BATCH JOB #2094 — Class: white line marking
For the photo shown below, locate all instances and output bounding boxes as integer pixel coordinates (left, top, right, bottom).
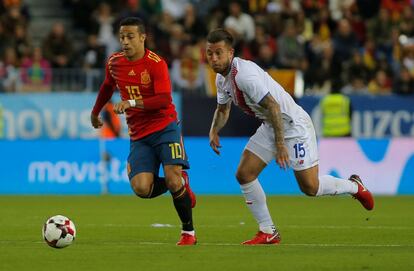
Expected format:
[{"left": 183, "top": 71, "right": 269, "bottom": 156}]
[
  {"left": 2, "top": 241, "right": 413, "bottom": 248},
  {"left": 84, "top": 224, "right": 414, "bottom": 230}
]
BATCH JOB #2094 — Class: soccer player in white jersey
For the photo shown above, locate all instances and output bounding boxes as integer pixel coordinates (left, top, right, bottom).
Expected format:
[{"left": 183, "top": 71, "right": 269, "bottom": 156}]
[{"left": 206, "top": 29, "right": 374, "bottom": 245}]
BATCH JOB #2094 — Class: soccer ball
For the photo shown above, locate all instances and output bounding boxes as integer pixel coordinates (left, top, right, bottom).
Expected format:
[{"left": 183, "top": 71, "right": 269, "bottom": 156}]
[{"left": 42, "top": 215, "right": 76, "bottom": 248}]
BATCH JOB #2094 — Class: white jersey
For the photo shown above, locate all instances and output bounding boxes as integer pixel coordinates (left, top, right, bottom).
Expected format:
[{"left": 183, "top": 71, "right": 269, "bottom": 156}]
[
  {"left": 216, "top": 57, "right": 308, "bottom": 130},
  {"left": 216, "top": 57, "right": 319, "bottom": 170}
]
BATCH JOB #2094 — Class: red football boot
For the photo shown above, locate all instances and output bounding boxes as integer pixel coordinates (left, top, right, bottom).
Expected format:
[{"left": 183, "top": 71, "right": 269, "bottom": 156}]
[
  {"left": 182, "top": 171, "right": 196, "bottom": 208},
  {"left": 349, "top": 174, "right": 374, "bottom": 210},
  {"left": 176, "top": 233, "right": 197, "bottom": 246},
  {"left": 242, "top": 231, "right": 281, "bottom": 245}
]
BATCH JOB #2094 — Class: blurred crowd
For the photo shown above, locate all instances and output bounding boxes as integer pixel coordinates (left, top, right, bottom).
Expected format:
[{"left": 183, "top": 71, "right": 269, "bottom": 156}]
[{"left": 0, "top": 0, "right": 413, "bottom": 96}]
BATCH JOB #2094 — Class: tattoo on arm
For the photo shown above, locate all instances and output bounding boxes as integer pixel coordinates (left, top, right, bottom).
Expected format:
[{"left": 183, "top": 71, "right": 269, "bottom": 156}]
[
  {"left": 210, "top": 102, "right": 231, "bottom": 134},
  {"left": 259, "top": 94, "right": 285, "bottom": 145}
]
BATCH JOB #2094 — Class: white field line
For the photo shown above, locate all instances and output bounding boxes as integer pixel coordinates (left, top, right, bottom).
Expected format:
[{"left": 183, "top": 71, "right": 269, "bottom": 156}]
[
  {"left": 2, "top": 241, "right": 413, "bottom": 248},
  {"left": 85, "top": 224, "right": 414, "bottom": 230}
]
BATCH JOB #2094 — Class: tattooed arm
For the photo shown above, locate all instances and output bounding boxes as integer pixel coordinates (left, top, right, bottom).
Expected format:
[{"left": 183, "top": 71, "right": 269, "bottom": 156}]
[
  {"left": 259, "top": 93, "right": 290, "bottom": 169},
  {"left": 209, "top": 101, "right": 231, "bottom": 155}
]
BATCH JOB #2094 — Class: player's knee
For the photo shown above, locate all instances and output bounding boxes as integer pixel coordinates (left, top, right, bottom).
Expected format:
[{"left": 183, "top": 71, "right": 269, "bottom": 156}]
[
  {"left": 299, "top": 183, "right": 318, "bottom": 197},
  {"left": 235, "top": 170, "right": 256, "bottom": 185},
  {"left": 164, "top": 167, "right": 182, "bottom": 192},
  {"left": 130, "top": 179, "right": 151, "bottom": 198}
]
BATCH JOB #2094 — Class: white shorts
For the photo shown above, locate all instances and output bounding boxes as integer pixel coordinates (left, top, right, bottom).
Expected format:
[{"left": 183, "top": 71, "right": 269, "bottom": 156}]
[{"left": 245, "top": 114, "right": 319, "bottom": 171}]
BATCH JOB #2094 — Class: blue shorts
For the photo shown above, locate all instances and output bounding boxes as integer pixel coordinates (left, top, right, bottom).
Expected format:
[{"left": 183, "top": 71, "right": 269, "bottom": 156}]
[{"left": 127, "top": 121, "right": 190, "bottom": 179}]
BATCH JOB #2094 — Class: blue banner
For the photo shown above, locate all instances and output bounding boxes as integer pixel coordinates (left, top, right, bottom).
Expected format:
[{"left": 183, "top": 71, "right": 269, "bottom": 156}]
[
  {"left": 0, "top": 92, "right": 181, "bottom": 140},
  {"left": 298, "top": 95, "right": 414, "bottom": 137},
  {"left": 1, "top": 138, "right": 413, "bottom": 195}
]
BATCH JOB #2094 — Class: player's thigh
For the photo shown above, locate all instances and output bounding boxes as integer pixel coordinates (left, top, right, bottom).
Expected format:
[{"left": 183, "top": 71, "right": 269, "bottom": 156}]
[
  {"left": 286, "top": 117, "right": 320, "bottom": 195},
  {"left": 156, "top": 122, "right": 190, "bottom": 170},
  {"left": 284, "top": 116, "right": 319, "bottom": 172},
  {"left": 128, "top": 139, "right": 159, "bottom": 192}
]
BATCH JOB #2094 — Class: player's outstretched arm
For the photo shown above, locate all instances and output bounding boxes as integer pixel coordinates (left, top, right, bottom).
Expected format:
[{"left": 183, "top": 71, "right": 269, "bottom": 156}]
[
  {"left": 259, "top": 94, "right": 290, "bottom": 170},
  {"left": 90, "top": 114, "right": 103, "bottom": 129},
  {"left": 209, "top": 102, "right": 231, "bottom": 155},
  {"left": 91, "top": 81, "right": 115, "bottom": 129}
]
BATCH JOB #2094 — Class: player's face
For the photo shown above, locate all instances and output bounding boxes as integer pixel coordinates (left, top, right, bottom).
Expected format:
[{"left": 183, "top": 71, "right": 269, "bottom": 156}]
[
  {"left": 119, "top": 25, "right": 146, "bottom": 60},
  {"left": 206, "top": 41, "right": 234, "bottom": 75}
]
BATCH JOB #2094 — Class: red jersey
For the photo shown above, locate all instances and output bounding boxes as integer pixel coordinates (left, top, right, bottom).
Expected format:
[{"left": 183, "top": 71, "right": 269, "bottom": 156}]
[{"left": 92, "top": 49, "right": 177, "bottom": 140}]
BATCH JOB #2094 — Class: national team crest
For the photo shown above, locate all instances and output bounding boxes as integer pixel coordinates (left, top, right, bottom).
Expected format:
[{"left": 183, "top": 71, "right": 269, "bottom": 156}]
[{"left": 141, "top": 69, "right": 151, "bottom": 86}]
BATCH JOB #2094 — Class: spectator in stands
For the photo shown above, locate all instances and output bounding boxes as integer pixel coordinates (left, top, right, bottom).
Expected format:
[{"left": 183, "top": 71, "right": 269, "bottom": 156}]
[
  {"left": 360, "top": 38, "right": 377, "bottom": 72},
  {"left": 305, "top": 41, "right": 340, "bottom": 95},
  {"left": 178, "top": 3, "right": 207, "bottom": 43},
  {"left": 12, "top": 23, "right": 30, "bottom": 59},
  {"left": 398, "top": 6, "right": 414, "bottom": 37},
  {"left": 255, "top": 44, "right": 278, "bottom": 70},
  {"left": 224, "top": 1, "right": 255, "bottom": 42},
  {"left": 161, "top": 0, "right": 188, "bottom": 20},
  {"left": 341, "top": 50, "right": 370, "bottom": 95},
  {"left": 332, "top": 18, "right": 359, "bottom": 64},
  {"left": 367, "top": 8, "right": 393, "bottom": 54},
  {"left": 312, "top": 7, "right": 335, "bottom": 42},
  {"left": 277, "top": 19, "right": 305, "bottom": 69},
  {"left": 42, "top": 22, "right": 74, "bottom": 68},
  {"left": 0, "top": 2, "right": 27, "bottom": 38},
  {"left": 402, "top": 45, "right": 414, "bottom": 76},
  {"left": 245, "top": 23, "right": 277, "bottom": 61},
  {"left": 368, "top": 69, "right": 392, "bottom": 95},
  {"left": 168, "top": 23, "right": 190, "bottom": 60},
  {"left": 83, "top": 34, "right": 106, "bottom": 69},
  {"left": 170, "top": 44, "right": 205, "bottom": 94},
  {"left": 89, "top": 2, "right": 119, "bottom": 58},
  {"left": 205, "top": 5, "right": 225, "bottom": 33},
  {"left": 393, "top": 66, "right": 414, "bottom": 95},
  {"left": 0, "top": 46, "right": 19, "bottom": 92},
  {"left": 19, "top": 46, "right": 52, "bottom": 92}
]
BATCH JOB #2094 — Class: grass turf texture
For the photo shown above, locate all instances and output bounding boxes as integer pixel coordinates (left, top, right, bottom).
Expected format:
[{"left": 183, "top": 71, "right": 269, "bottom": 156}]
[{"left": 0, "top": 195, "right": 413, "bottom": 271}]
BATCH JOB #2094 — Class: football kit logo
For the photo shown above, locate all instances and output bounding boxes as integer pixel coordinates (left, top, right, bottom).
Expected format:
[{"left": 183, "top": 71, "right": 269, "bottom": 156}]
[{"left": 141, "top": 69, "right": 151, "bottom": 86}]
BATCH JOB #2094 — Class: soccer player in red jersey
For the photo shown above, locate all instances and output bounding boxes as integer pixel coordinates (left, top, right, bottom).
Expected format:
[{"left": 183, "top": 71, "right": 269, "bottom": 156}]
[{"left": 90, "top": 17, "right": 196, "bottom": 245}]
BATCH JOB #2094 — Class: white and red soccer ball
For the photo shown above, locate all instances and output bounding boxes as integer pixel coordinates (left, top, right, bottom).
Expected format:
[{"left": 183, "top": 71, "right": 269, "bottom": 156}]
[{"left": 42, "top": 215, "right": 76, "bottom": 248}]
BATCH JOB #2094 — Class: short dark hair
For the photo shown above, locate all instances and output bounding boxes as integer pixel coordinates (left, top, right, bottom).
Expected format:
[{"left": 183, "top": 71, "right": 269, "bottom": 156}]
[
  {"left": 206, "top": 29, "right": 234, "bottom": 47},
  {"left": 119, "top": 17, "right": 145, "bottom": 33}
]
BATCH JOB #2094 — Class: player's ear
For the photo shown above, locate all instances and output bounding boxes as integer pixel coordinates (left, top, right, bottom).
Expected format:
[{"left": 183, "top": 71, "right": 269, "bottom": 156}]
[
  {"left": 140, "top": 33, "right": 146, "bottom": 42},
  {"left": 229, "top": 47, "right": 234, "bottom": 57}
]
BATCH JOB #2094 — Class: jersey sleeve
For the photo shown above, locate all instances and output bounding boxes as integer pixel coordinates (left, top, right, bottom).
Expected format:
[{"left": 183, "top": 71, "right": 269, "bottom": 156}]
[
  {"left": 91, "top": 63, "right": 116, "bottom": 115},
  {"left": 103, "top": 62, "right": 116, "bottom": 86},
  {"left": 152, "top": 60, "right": 172, "bottom": 94},
  {"left": 236, "top": 69, "right": 269, "bottom": 104},
  {"left": 216, "top": 75, "right": 231, "bottom": 104}
]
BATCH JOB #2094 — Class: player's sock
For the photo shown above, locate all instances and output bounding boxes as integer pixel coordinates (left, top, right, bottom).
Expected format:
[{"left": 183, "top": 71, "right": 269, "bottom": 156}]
[
  {"left": 240, "top": 179, "right": 275, "bottom": 234},
  {"left": 147, "top": 177, "right": 168, "bottom": 198},
  {"left": 316, "top": 175, "right": 358, "bottom": 196},
  {"left": 171, "top": 186, "right": 194, "bottom": 231}
]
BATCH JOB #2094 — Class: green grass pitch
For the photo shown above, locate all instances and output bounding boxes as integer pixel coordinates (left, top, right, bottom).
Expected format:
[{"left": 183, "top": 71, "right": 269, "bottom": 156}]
[{"left": 0, "top": 195, "right": 413, "bottom": 270}]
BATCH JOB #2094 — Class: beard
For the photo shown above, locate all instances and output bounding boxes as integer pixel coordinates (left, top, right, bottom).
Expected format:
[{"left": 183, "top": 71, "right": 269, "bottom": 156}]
[{"left": 211, "top": 60, "right": 230, "bottom": 75}]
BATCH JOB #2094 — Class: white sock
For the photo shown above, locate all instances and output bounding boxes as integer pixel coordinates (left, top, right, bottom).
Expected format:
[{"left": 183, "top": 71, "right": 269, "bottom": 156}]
[
  {"left": 316, "top": 175, "right": 358, "bottom": 196},
  {"left": 181, "top": 230, "right": 195, "bottom": 236},
  {"left": 240, "top": 179, "right": 275, "bottom": 234}
]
